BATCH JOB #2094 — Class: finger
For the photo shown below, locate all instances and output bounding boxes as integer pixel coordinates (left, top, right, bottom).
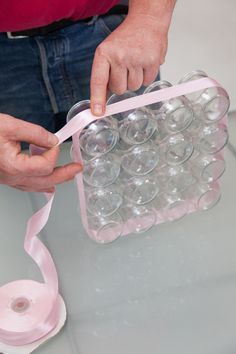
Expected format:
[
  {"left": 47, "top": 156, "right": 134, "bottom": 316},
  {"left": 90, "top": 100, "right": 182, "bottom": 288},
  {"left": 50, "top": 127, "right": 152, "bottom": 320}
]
[
  {"left": 90, "top": 48, "right": 110, "bottom": 116},
  {"left": 160, "top": 42, "right": 168, "bottom": 65},
  {"left": 26, "top": 163, "right": 83, "bottom": 190},
  {"left": 143, "top": 65, "right": 159, "bottom": 87},
  {"left": 127, "top": 66, "right": 143, "bottom": 91},
  {"left": 43, "top": 187, "right": 55, "bottom": 193},
  {"left": 15, "top": 185, "right": 56, "bottom": 193},
  {"left": 109, "top": 64, "right": 128, "bottom": 94},
  {"left": 14, "top": 146, "right": 60, "bottom": 177},
  {"left": 9, "top": 118, "right": 58, "bottom": 147}
]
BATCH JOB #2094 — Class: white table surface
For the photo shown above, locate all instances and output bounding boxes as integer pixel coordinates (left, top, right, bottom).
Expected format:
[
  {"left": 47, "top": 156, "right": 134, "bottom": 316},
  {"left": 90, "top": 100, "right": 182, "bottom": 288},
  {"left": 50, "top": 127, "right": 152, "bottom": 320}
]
[{"left": 1, "top": 115, "right": 236, "bottom": 354}]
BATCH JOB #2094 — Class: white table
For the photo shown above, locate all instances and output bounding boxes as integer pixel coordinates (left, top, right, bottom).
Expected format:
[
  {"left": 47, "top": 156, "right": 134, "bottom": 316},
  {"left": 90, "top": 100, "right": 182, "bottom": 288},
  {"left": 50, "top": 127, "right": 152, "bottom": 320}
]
[{"left": 1, "top": 115, "right": 236, "bottom": 354}]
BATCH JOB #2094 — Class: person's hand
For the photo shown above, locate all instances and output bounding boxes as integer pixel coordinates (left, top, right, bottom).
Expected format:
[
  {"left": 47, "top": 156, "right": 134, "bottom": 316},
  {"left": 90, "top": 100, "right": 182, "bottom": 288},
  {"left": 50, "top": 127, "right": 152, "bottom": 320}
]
[
  {"left": 90, "top": 14, "right": 168, "bottom": 115},
  {"left": 0, "top": 114, "right": 82, "bottom": 192}
]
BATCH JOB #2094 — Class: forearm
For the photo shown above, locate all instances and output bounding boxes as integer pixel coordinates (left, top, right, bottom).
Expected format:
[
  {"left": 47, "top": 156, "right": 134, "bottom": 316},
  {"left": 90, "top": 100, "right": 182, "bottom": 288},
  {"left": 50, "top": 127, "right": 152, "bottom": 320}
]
[{"left": 128, "top": 0, "right": 176, "bottom": 29}]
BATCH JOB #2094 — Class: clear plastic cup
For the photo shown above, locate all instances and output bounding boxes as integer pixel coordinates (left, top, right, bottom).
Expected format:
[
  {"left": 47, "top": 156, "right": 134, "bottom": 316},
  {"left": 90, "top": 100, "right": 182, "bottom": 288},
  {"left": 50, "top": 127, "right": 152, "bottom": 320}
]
[
  {"left": 179, "top": 70, "right": 230, "bottom": 123},
  {"left": 144, "top": 80, "right": 194, "bottom": 133},
  {"left": 186, "top": 104, "right": 205, "bottom": 134},
  {"left": 121, "top": 142, "right": 159, "bottom": 176},
  {"left": 79, "top": 116, "right": 119, "bottom": 157},
  {"left": 119, "top": 108, "right": 157, "bottom": 145},
  {"left": 88, "top": 212, "right": 123, "bottom": 244},
  {"left": 70, "top": 138, "right": 93, "bottom": 163},
  {"left": 86, "top": 187, "right": 123, "bottom": 217},
  {"left": 123, "top": 175, "right": 160, "bottom": 205},
  {"left": 122, "top": 205, "right": 157, "bottom": 234},
  {"left": 184, "top": 182, "right": 221, "bottom": 211},
  {"left": 151, "top": 114, "right": 170, "bottom": 144},
  {"left": 197, "top": 184, "right": 221, "bottom": 210},
  {"left": 107, "top": 91, "right": 136, "bottom": 121},
  {"left": 162, "top": 133, "right": 194, "bottom": 166},
  {"left": 157, "top": 165, "right": 196, "bottom": 194},
  {"left": 196, "top": 123, "right": 229, "bottom": 154},
  {"left": 67, "top": 99, "right": 91, "bottom": 122},
  {"left": 67, "top": 99, "right": 119, "bottom": 157},
  {"left": 190, "top": 154, "right": 225, "bottom": 183},
  {"left": 153, "top": 192, "right": 188, "bottom": 222},
  {"left": 83, "top": 153, "right": 120, "bottom": 187}
]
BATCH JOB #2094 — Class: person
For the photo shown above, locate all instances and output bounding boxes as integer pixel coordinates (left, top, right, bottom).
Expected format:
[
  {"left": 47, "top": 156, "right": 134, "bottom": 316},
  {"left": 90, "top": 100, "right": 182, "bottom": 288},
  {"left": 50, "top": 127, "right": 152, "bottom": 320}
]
[{"left": 0, "top": 0, "right": 176, "bottom": 193}]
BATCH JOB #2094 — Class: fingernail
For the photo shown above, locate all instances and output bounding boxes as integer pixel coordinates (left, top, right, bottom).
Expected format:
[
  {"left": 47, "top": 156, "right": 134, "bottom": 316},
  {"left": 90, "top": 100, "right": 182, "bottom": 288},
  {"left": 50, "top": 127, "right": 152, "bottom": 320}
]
[
  {"left": 48, "top": 134, "right": 59, "bottom": 146},
  {"left": 75, "top": 164, "right": 83, "bottom": 174},
  {"left": 93, "top": 104, "right": 103, "bottom": 116},
  {"left": 77, "top": 164, "right": 83, "bottom": 172},
  {"left": 43, "top": 188, "right": 54, "bottom": 193}
]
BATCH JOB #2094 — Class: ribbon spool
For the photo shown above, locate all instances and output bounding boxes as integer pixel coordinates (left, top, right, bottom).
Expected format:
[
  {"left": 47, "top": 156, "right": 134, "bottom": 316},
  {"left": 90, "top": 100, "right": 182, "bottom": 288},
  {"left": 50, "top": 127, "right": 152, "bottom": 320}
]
[
  {"left": 0, "top": 281, "right": 61, "bottom": 345},
  {"left": 0, "top": 191, "right": 66, "bottom": 348},
  {"left": 0, "top": 76, "right": 228, "bottom": 348}
]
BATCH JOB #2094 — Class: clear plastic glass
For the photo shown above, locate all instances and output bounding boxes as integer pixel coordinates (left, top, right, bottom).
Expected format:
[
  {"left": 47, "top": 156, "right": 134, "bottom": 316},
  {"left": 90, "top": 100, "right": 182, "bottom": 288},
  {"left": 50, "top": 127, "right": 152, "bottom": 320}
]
[
  {"left": 88, "top": 212, "right": 123, "bottom": 244},
  {"left": 67, "top": 99, "right": 91, "bottom": 122},
  {"left": 179, "top": 70, "right": 230, "bottom": 123},
  {"left": 190, "top": 154, "right": 225, "bottom": 183},
  {"left": 107, "top": 91, "right": 136, "bottom": 121},
  {"left": 157, "top": 165, "right": 196, "bottom": 194},
  {"left": 119, "top": 108, "right": 157, "bottom": 145},
  {"left": 152, "top": 114, "right": 170, "bottom": 144},
  {"left": 121, "top": 142, "right": 159, "bottom": 176},
  {"left": 187, "top": 104, "right": 205, "bottom": 133},
  {"left": 83, "top": 153, "right": 120, "bottom": 187},
  {"left": 79, "top": 116, "right": 119, "bottom": 157},
  {"left": 197, "top": 185, "right": 221, "bottom": 210},
  {"left": 153, "top": 192, "right": 188, "bottom": 222},
  {"left": 179, "top": 70, "right": 209, "bottom": 101},
  {"left": 122, "top": 205, "right": 157, "bottom": 234},
  {"left": 123, "top": 175, "right": 160, "bottom": 205},
  {"left": 196, "top": 123, "right": 229, "bottom": 154},
  {"left": 162, "top": 133, "right": 194, "bottom": 166},
  {"left": 67, "top": 99, "right": 119, "bottom": 157},
  {"left": 144, "top": 80, "right": 194, "bottom": 133},
  {"left": 86, "top": 187, "right": 123, "bottom": 217},
  {"left": 184, "top": 182, "right": 221, "bottom": 211}
]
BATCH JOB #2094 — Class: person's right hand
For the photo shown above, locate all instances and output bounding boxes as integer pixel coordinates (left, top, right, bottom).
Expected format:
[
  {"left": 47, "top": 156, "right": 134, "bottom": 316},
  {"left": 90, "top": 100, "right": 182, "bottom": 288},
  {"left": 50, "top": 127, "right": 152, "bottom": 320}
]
[{"left": 0, "top": 114, "right": 82, "bottom": 193}]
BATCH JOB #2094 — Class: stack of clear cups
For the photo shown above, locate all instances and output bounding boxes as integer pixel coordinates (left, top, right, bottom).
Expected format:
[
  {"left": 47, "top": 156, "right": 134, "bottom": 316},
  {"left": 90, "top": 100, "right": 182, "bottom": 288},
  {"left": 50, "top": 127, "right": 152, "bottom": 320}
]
[
  {"left": 66, "top": 99, "right": 123, "bottom": 243},
  {"left": 69, "top": 70, "right": 229, "bottom": 244}
]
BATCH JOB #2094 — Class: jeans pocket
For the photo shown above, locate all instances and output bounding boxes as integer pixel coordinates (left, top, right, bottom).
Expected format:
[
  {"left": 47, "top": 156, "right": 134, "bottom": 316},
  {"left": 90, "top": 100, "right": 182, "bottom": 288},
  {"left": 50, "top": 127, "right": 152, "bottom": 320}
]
[{"left": 98, "top": 14, "right": 126, "bottom": 36}]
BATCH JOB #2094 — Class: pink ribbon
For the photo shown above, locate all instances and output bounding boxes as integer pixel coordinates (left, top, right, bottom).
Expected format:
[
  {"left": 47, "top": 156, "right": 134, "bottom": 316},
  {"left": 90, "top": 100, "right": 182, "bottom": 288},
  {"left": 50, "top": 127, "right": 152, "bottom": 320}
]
[{"left": 0, "top": 77, "right": 227, "bottom": 346}]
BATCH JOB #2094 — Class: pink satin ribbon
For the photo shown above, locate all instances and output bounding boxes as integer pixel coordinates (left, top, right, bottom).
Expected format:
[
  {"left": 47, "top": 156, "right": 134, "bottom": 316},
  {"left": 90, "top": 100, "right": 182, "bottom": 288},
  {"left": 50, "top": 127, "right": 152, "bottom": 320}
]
[{"left": 0, "top": 77, "right": 227, "bottom": 346}]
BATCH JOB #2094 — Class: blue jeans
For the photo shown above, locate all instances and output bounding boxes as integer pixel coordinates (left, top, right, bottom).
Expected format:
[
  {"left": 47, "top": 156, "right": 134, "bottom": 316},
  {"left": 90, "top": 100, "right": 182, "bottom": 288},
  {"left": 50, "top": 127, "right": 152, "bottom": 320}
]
[{"left": 0, "top": 14, "right": 126, "bottom": 136}]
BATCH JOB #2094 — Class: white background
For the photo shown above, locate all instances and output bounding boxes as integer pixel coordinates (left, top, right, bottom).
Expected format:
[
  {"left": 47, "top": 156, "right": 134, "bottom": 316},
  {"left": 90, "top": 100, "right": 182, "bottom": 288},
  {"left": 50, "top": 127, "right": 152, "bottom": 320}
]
[{"left": 162, "top": 0, "right": 236, "bottom": 110}]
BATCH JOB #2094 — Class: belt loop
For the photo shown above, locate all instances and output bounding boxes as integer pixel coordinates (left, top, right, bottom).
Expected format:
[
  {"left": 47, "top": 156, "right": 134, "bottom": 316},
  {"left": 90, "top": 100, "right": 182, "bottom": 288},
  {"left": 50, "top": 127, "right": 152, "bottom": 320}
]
[
  {"left": 7, "top": 32, "right": 28, "bottom": 39},
  {"left": 87, "top": 15, "right": 99, "bottom": 25}
]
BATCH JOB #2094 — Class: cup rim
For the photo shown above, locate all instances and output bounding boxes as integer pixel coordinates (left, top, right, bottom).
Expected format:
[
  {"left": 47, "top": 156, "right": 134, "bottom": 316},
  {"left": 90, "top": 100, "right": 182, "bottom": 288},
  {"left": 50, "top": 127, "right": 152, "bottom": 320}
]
[
  {"left": 178, "top": 70, "right": 207, "bottom": 84},
  {"left": 66, "top": 99, "right": 91, "bottom": 123},
  {"left": 197, "top": 187, "right": 221, "bottom": 210}
]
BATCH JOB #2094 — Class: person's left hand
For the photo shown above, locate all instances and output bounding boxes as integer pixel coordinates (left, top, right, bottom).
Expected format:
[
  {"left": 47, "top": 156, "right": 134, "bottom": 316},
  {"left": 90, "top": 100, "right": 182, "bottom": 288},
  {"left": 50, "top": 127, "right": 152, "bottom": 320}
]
[{"left": 90, "top": 14, "right": 168, "bottom": 115}]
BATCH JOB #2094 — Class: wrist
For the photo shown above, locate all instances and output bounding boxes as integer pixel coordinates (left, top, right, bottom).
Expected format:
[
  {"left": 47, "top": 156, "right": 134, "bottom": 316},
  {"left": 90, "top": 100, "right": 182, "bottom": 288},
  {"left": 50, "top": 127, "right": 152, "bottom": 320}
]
[{"left": 128, "top": 0, "right": 176, "bottom": 30}]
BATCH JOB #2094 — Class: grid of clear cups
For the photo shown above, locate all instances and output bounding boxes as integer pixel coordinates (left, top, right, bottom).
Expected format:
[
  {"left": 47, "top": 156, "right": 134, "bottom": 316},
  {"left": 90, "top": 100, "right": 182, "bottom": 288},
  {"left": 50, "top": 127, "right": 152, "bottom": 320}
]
[{"left": 68, "top": 70, "right": 230, "bottom": 244}]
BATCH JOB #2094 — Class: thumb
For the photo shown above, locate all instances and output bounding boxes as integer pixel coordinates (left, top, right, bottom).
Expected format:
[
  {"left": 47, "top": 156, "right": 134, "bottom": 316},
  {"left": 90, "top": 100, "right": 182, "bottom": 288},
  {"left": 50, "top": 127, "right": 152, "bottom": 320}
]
[{"left": 10, "top": 118, "right": 58, "bottom": 148}]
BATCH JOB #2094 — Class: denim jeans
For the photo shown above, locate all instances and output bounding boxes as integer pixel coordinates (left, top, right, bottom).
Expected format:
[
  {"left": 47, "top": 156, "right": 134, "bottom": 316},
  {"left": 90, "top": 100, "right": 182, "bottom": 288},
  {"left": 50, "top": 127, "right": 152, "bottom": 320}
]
[{"left": 0, "top": 14, "right": 126, "bottom": 135}]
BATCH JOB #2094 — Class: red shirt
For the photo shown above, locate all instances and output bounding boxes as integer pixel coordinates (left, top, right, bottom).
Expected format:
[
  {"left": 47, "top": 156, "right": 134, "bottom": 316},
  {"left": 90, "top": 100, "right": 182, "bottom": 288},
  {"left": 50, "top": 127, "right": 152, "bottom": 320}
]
[{"left": 0, "top": 0, "right": 120, "bottom": 32}]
